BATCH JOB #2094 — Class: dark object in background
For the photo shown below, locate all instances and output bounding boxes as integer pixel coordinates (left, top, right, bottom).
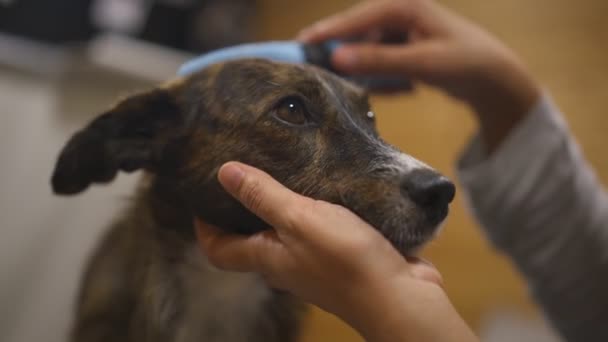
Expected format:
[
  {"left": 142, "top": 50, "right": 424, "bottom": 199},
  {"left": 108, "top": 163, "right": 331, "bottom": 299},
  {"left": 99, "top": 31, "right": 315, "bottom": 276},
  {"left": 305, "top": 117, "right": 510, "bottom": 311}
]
[
  {"left": 143, "top": 0, "right": 257, "bottom": 52},
  {"left": 0, "top": 0, "right": 256, "bottom": 53},
  {"left": 0, "top": 0, "right": 96, "bottom": 44}
]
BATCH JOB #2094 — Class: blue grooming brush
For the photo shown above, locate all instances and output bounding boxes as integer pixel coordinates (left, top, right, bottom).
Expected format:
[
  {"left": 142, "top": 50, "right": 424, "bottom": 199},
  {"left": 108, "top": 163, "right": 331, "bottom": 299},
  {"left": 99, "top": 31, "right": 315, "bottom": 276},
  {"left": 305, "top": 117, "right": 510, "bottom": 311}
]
[{"left": 178, "top": 40, "right": 412, "bottom": 91}]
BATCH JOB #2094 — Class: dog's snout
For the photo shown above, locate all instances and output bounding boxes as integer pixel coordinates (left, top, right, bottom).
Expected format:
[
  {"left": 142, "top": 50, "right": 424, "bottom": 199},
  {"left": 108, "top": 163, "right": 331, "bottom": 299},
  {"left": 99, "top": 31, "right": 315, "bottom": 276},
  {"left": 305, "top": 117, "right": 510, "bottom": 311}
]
[{"left": 402, "top": 170, "right": 456, "bottom": 211}]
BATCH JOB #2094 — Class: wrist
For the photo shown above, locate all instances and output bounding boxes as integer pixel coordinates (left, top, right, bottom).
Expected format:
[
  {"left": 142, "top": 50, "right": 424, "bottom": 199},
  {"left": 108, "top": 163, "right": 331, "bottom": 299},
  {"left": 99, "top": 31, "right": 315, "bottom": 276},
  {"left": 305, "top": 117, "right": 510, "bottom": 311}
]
[
  {"left": 469, "top": 53, "right": 542, "bottom": 153},
  {"left": 338, "top": 272, "right": 477, "bottom": 342}
]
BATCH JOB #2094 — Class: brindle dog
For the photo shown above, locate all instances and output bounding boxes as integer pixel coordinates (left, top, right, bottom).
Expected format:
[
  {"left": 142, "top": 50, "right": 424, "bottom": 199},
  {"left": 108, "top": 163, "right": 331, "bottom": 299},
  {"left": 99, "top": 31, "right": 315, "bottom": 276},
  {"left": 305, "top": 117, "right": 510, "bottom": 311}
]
[{"left": 51, "top": 59, "right": 455, "bottom": 342}]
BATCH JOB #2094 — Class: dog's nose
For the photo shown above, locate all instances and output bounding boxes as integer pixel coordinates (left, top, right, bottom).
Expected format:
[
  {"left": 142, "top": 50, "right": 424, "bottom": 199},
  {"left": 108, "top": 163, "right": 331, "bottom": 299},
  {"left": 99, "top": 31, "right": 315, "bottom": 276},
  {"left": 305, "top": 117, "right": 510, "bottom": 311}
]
[{"left": 401, "top": 170, "right": 456, "bottom": 210}]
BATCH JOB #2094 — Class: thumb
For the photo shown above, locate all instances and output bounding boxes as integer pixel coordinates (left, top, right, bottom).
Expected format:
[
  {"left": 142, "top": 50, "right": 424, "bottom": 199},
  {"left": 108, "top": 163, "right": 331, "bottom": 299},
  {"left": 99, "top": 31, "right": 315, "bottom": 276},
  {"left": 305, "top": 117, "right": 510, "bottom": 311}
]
[
  {"left": 332, "top": 42, "right": 441, "bottom": 79},
  {"left": 217, "top": 161, "right": 308, "bottom": 233}
]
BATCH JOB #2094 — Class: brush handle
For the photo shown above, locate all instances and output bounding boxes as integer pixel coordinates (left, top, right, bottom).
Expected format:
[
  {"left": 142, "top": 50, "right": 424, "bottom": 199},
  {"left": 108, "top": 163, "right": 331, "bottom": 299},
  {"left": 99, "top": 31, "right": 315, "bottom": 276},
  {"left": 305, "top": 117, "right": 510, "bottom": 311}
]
[{"left": 304, "top": 40, "right": 413, "bottom": 91}]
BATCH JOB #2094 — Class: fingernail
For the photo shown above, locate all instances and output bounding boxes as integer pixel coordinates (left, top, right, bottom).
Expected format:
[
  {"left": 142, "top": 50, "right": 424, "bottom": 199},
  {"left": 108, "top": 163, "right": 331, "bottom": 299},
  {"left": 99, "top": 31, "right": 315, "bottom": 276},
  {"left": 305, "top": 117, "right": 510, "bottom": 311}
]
[{"left": 218, "top": 162, "right": 245, "bottom": 193}]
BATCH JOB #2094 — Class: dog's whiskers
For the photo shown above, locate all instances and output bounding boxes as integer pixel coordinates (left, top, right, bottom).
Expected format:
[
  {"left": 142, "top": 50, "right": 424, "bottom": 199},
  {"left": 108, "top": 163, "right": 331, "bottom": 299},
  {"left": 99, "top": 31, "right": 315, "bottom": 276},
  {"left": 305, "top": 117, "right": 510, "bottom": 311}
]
[{"left": 264, "top": 80, "right": 282, "bottom": 87}]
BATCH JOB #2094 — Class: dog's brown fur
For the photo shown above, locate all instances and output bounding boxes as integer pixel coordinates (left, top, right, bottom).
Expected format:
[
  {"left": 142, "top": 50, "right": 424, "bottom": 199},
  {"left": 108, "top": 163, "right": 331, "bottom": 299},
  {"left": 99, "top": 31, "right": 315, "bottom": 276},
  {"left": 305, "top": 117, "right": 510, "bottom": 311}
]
[{"left": 52, "top": 59, "right": 454, "bottom": 342}]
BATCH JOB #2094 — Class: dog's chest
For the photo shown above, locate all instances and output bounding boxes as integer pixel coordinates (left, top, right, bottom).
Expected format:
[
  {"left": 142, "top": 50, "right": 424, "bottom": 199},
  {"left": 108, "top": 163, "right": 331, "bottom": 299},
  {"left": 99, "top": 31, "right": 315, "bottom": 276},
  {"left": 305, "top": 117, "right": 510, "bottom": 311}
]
[{"left": 171, "top": 245, "right": 273, "bottom": 342}]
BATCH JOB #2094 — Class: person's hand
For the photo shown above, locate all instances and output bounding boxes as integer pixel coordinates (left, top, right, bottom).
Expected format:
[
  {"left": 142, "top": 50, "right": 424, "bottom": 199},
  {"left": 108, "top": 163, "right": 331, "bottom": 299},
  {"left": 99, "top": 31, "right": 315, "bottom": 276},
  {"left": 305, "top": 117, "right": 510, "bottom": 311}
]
[
  {"left": 195, "top": 161, "right": 478, "bottom": 342},
  {"left": 298, "top": 0, "right": 542, "bottom": 152}
]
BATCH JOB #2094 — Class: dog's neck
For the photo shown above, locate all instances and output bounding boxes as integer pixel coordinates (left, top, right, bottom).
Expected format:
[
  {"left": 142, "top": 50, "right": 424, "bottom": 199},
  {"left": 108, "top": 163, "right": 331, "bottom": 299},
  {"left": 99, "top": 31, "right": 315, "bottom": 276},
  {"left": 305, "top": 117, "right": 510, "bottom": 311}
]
[
  {"left": 140, "top": 175, "right": 197, "bottom": 240},
  {"left": 128, "top": 175, "right": 303, "bottom": 342}
]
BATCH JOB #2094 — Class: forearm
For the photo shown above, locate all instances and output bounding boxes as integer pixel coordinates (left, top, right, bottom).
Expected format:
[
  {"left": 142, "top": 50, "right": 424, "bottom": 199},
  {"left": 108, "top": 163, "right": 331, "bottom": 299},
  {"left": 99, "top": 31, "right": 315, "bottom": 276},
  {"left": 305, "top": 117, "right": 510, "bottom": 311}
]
[
  {"left": 458, "top": 94, "right": 608, "bottom": 341},
  {"left": 342, "top": 276, "right": 478, "bottom": 342}
]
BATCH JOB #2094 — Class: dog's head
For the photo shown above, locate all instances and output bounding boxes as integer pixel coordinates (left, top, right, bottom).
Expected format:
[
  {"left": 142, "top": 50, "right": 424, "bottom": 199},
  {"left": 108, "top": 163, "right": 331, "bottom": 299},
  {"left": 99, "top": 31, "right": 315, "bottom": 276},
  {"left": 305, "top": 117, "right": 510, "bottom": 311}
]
[{"left": 52, "top": 59, "right": 454, "bottom": 254}]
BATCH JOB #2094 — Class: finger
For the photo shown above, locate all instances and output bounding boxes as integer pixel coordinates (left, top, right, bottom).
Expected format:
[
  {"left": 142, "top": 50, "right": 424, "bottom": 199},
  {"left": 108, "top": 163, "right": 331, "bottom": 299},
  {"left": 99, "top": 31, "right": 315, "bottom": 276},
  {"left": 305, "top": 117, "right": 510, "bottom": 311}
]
[
  {"left": 332, "top": 41, "right": 441, "bottom": 79},
  {"left": 195, "top": 219, "right": 284, "bottom": 273},
  {"left": 297, "top": 0, "right": 415, "bottom": 43},
  {"left": 217, "top": 162, "right": 309, "bottom": 232}
]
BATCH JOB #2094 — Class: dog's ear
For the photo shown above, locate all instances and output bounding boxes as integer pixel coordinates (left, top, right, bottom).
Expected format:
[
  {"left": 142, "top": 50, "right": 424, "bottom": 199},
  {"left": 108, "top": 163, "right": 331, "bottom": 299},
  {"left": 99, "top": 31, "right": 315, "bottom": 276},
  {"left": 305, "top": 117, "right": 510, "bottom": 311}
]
[{"left": 51, "top": 88, "right": 184, "bottom": 195}]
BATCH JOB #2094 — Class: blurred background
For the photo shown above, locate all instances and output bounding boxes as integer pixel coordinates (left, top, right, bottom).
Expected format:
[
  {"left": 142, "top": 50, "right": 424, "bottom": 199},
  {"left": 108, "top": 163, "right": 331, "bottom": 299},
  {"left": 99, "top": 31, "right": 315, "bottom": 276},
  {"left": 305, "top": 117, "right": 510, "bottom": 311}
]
[{"left": 0, "top": 0, "right": 606, "bottom": 341}]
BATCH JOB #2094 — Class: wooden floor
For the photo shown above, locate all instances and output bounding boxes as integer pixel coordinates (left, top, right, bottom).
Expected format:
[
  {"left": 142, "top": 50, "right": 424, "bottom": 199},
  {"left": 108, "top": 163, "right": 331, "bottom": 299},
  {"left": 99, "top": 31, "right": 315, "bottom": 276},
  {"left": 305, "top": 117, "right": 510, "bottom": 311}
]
[{"left": 255, "top": 0, "right": 608, "bottom": 340}]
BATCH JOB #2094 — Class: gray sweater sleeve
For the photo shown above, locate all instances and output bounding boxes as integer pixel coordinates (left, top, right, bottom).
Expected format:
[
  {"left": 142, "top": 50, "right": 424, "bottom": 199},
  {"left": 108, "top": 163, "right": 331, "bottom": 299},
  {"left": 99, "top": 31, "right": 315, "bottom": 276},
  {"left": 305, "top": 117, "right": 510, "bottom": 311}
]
[{"left": 456, "top": 94, "right": 608, "bottom": 342}]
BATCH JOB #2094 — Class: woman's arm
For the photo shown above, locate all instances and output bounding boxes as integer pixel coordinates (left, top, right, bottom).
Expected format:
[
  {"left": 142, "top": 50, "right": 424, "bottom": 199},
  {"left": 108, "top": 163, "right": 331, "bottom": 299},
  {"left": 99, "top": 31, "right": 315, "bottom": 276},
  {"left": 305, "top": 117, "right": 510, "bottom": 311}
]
[{"left": 458, "top": 95, "right": 608, "bottom": 341}]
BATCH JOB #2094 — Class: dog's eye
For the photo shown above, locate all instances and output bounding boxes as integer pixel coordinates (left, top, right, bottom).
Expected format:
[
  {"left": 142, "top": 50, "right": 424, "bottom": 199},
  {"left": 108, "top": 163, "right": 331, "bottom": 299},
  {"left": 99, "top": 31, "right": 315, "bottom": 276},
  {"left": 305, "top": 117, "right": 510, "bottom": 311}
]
[{"left": 272, "top": 96, "right": 310, "bottom": 126}]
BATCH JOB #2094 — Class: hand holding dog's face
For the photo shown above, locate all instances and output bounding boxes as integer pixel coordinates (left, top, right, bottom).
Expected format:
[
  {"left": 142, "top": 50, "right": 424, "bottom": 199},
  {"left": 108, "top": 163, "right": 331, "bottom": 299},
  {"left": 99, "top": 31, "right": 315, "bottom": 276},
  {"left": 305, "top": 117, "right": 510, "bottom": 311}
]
[
  {"left": 52, "top": 59, "right": 454, "bottom": 254},
  {"left": 194, "top": 162, "right": 443, "bottom": 324}
]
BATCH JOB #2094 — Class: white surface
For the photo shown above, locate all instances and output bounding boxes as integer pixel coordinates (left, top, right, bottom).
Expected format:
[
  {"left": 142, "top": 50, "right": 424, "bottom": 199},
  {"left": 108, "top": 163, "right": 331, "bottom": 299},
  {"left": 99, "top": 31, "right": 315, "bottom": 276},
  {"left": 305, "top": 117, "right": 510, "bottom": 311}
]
[
  {"left": 0, "top": 32, "right": 187, "bottom": 342},
  {"left": 0, "top": 32, "right": 76, "bottom": 77},
  {"left": 0, "top": 67, "right": 142, "bottom": 342},
  {"left": 87, "top": 33, "right": 192, "bottom": 82},
  {"left": 0, "top": 32, "right": 192, "bottom": 82}
]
